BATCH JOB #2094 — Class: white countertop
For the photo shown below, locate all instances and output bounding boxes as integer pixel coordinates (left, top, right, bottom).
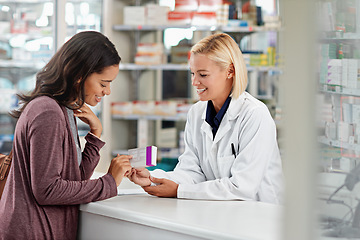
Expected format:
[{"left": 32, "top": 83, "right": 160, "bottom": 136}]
[{"left": 80, "top": 193, "right": 283, "bottom": 240}]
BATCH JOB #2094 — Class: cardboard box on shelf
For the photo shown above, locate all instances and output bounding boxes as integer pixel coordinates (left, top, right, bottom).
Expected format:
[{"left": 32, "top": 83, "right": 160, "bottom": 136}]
[
  {"left": 111, "top": 102, "right": 133, "bottom": 115},
  {"left": 123, "top": 6, "right": 146, "bottom": 25},
  {"left": 191, "top": 12, "right": 217, "bottom": 26},
  {"left": 170, "top": 45, "right": 191, "bottom": 63},
  {"left": 132, "top": 101, "right": 155, "bottom": 115},
  {"left": 174, "top": 0, "right": 198, "bottom": 11},
  {"left": 198, "top": 0, "right": 222, "bottom": 12},
  {"left": 146, "top": 4, "right": 169, "bottom": 25},
  {"left": 168, "top": 11, "right": 193, "bottom": 25},
  {"left": 135, "top": 43, "right": 165, "bottom": 65},
  {"left": 154, "top": 101, "right": 177, "bottom": 116}
]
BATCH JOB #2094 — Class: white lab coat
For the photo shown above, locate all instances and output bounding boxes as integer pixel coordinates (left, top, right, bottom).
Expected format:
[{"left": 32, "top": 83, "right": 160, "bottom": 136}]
[{"left": 151, "top": 92, "right": 284, "bottom": 204}]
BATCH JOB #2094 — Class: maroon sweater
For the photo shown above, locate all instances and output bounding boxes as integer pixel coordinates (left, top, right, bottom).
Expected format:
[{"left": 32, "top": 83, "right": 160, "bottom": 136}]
[{"left": 0, "top": 96, "right": 117, "bottom": 240}]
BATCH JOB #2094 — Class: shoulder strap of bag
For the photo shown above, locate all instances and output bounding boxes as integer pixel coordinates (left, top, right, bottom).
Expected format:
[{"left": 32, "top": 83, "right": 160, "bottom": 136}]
[{"left": 0, "top": 149, "right": 13, "bottom": 181}]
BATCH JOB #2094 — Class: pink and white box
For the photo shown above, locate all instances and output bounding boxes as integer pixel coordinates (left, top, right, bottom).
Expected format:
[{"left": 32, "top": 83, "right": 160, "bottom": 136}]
[{"left": 128, "top": 146, "right": 157, "bottom": 168}]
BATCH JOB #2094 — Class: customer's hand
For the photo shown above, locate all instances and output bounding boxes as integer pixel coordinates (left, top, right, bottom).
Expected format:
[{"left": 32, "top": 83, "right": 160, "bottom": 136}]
[
  {"left": 108, "top": 154, "right": 132, "bottom": 186},
  {"left": 73, "top": 104, "right": 102, "bottom": 138},
  {"left": 143, "top": 177, "right": 178, "bottom": 198},
  {"left": 128, "top": 168, "right": 151, "bottom": 187}
]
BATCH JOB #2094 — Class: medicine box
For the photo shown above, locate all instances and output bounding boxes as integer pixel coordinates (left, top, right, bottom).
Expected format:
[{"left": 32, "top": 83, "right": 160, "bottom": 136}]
[
  {"left": 123, "top": 6, "right": 146, "bottom": 25},
  {"left": 168, "top": 11, "right": 193, "bottom": 25},
  {"left": 132, "top": 101, "right": 155, "bottom": 115},
  {"left": 154, "top": 101, "right": 177, "bottom": 116},
  {"left": 175, "top": 0, "right": 198, "bottom": 11},
  {"left": 146, "top": 4, "right": 169, "bottom": 25},
  {"left": 128, "top": 146, "right": 157, "bottom": 168},
  {"left": 111, "top": 102, "right": 133, "bottom": 115}
]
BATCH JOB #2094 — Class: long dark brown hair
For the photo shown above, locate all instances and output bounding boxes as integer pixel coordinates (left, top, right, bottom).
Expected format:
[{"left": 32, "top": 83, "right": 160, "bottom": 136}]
[{"left": 11, "top": 31, "right": 121, "bottom": 118}]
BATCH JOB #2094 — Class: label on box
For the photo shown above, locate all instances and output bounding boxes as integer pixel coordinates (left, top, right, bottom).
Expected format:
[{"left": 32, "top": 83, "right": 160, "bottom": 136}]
[{"left": 128, "top": 146, "right": 157, "bottom": 168}]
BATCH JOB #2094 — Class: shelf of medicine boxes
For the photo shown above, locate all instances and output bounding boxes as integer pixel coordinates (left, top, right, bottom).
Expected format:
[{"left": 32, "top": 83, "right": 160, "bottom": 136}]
[
  {"left": 113, "top": 24, "right": 281, "bottom": 33},
  {"left": 0, "top": 59, "right": 45, "bottom": 70},
  {"left": 317, "top": 87, "right": 360, "bottom": 152},
  {"left": 318, "top": 135, "right": 360, "bottom": 152},
  {"left": 118, "top": 62, "right": 281, "bottom": 101},
  {"left": 114, "top": 24, "right": 282, "bottom": 72},
  {"left": 319, "top": 84, "right": 360, "bottom": 97},
  {"left": 112, "top": 114, "right": 186, "bottom": 122},
  {"left": 119, "top": 62, "right": 281, "bottom": 73},
  {"left": 317, "top": 32, "right": 360, "bottom": 148}
]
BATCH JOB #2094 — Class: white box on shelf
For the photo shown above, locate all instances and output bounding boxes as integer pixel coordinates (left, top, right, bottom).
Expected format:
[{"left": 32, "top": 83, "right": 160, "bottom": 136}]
[
  {"left": 338, "top": 121, "right": 353, "bottom": 142},
  {"left": 111, "top": 102, "right": 133, "bottom": 115},
  {"left": 167, "top": 11, "right": 193, "bottom": 25},
  {"left": 327, "top": 59, "right": 342, "bottom": 85},
  {"left": 342, "top": 103, "right": 352, "bottom": 123},
  {"left": 174, "top": 0, "right": 198, "bottom": 11},
  {"left": 341, "top": 59, "right": 348, "bottom": 87},
  {"left": 146, "top": 4, "right": 169, "bottom": 25},
  {"left": 156, "top": 127, "right": 177, "bottom": 148},
  {"left": 352, "top": 104, "right": 360, "bottom": 135},
  {"left": 192, "top": 12, "right": 217, "bottom": 26},
  {"left": 154, "top": 101, "right": 177, "bottom": 116},
  {"left": 132, "top": 101, "right": 154, "bottom": 115},
  {"left": 325, "top": 121, "right": 337, "bottom": 140},
  {"left": 327, "top": 73, "right": 341, "bottom": 85},
  {"left": 128, "top": 146, "right": 157, "bottom": 168},
  {"left": 124, "top": 6, "right": 146, "bottom": 25},
  {"left": 348, "top": 59, "right": 358, "bottom": 88}
]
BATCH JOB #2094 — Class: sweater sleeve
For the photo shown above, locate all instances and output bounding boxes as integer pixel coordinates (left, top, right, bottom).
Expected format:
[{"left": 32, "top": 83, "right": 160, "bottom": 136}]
[
  {"left": 29, "top": 109, "right": 117, "bottom": 205},
  {"left": 79, "top": 133, "right": 105, "bottom": 180}
]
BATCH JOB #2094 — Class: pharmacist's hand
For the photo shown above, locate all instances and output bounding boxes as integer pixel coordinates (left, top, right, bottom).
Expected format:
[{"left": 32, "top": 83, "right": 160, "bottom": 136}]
[
  {"left": 73, "top": 104, "right": 102, "bottom": 138},
  {"left": 108, "top": 154, "right": 132, "bottom": 186},
  {"left": 143, "top": 177, "right": 178, "bottom": 198},
  {"left": 128, "top": 168, "right": 151, "bottom": 187}
]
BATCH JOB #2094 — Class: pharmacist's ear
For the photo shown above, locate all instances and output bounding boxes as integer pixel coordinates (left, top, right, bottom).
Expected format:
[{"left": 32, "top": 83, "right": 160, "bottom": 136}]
[{"left": 227, "top": 64, "right": 235, "bottom": 79}]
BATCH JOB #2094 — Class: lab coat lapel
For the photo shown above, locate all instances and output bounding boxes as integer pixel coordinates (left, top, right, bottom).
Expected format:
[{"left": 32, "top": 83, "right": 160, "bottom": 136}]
[
  {"left": 214, "top": 94, "right": 247, "bottom": 145},
  {"left": 200, "top": 109, "right": 221, "bottom": 178},
  {"left": 201, "top": 108, "right": 213, "bottom": 140},
  {"left": 213, "top": 114, "right": 231, "bottom": 144}
]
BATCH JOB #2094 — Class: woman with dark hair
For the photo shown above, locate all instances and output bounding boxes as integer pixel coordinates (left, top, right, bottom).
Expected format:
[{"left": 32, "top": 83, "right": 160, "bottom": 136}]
[{"left": 0, "top": 31, "right": 132, "bottom": 239}]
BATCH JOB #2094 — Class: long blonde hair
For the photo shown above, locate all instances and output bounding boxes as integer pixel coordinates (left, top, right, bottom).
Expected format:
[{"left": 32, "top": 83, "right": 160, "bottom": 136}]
[{"left": 190, "top": 33, "right": 247, "bottom": 98}]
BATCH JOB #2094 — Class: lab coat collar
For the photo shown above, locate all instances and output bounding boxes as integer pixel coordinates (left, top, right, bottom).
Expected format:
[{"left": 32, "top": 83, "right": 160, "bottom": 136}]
[
  {"left": 201, "top": 91, "right": 247, "bottom": 121},
  {"left": 201, "top": 92, "right": 248, "bottom": 143},
  {"left": 226, "top": 92, "right": 248, "bottom": 120}
]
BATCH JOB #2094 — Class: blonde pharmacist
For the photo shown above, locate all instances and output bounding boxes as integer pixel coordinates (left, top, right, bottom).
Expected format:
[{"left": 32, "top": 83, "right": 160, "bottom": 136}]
[{"left": 129, "top": 33, "right": 284, "bottom": 204}]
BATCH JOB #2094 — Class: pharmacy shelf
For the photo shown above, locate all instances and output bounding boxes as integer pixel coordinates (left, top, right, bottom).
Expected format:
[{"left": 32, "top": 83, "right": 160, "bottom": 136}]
[
  {"left": 320, "top": 85, "right": 360, "bottom": 97},
  {"left": 0, "top": 0, "right": 50, "bottom": 3},
  {"left": 119, "top": 63, "right": 282, "bottom": 73},
  {"left": 0, "top": 59, "right": 45, "bottom": 69},
  {"left": 112, "top": 114, "right": 187, "bottom": 122},
  {"left": 319, "top": 32, "right": 360, "bottom": 41},
  {"left": 318, "top": 136, "right": 360, "bottom": 152},
  {"left": 0, "top": 32, "right": 52, "bottom": 42},
  {"left": 113, "top": 24, "right": 280, "bottom": 33},
  {"left": 119, "top": 63, "right": 189, "bottom": 71}
]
